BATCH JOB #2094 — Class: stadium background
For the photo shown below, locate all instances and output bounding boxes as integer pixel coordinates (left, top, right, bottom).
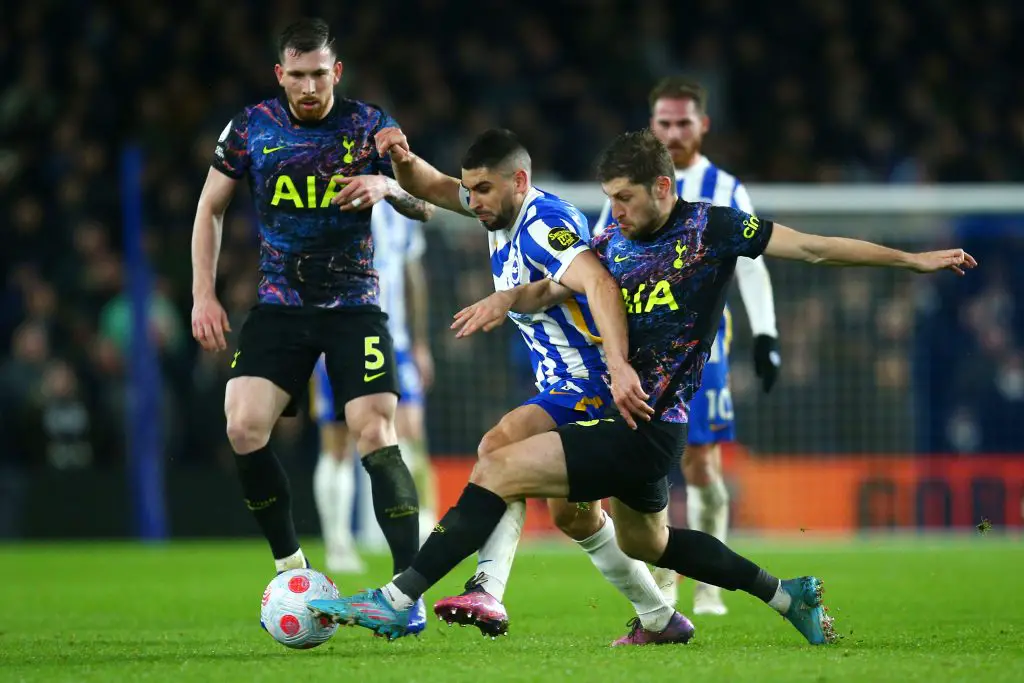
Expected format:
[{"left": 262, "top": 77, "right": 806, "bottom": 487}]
[{"left": 2, "top": 0, "right": 1023, "bottom": 541}]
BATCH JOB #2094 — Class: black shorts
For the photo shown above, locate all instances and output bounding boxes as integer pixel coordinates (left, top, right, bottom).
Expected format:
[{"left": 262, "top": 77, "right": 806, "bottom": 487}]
[
  {"left": 559, "top": 416, "right": 686, "bottom": 513},
  {"left": 229, "top": 304, "right": 398, "bottom": 417}
]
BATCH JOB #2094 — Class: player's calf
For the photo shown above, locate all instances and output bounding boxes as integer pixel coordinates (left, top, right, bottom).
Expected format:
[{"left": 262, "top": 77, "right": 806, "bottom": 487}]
[{"left": 224, "top": 378, "right": 302, "bottom": 571}]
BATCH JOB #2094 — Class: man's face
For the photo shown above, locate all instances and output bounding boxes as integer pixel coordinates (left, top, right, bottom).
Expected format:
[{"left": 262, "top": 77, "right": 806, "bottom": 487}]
[
  {"left": 274, "top": 48, "right": 341, "bottom": 121},
  {"left": 650, "top": 97, "right": 708, "bottom": 168},
  {"left": 460, "top": 167, "right": 525, "bottom": 231},
  {"left": 602, "top": 176, "right": 674, "bottom": 240}
]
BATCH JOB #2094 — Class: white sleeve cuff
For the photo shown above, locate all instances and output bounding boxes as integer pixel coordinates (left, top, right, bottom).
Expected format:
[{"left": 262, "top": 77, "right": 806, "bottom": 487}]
[{"left": 734, "top": 255, "right": 778, "bottom": 337}]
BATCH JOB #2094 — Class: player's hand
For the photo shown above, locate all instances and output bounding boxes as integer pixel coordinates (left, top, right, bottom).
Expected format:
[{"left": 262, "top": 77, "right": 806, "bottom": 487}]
[
  {"left": 413, "top": 341, "right": 435, "bottom": 390},
  {"left": 191, "top": 295, "right": 231, "bottom": 352},
  {"left": 908, "top": 249, "right": 978, "bottom": 275},
  {"left": 374, "top": 127, "right": 413, "bottom": 164},
  {"left": 330, "top": 174, "right": 390, "bottom": 211},
  {"left": 607, "top": 360, "right": 653, "bottom": 430},
  {"left": 451, "top": 291, "right": 515, "bottom": 338},
  {"left": 753, "top": 334, "right": 781, "bottom": 393}
]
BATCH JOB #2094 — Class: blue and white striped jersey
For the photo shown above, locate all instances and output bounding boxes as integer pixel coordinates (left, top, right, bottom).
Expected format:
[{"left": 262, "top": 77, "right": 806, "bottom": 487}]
[
  {"left": 371, "top": 201, "right": 425, "bottom": 353},
  {"left": 471, "top": 186, "right": 607, "bottom": 390}
]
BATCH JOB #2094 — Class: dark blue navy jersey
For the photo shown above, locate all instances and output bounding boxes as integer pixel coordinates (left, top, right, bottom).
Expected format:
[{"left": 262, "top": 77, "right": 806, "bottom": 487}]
[
  {"left": 212, "top": 96, "right": 397, "bottom": 308},
  {"left": 592, "top": 200, "right": 774, "bottom": 423}
]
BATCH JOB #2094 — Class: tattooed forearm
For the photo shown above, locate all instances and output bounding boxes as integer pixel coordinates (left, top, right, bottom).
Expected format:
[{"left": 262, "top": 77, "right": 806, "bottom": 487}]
[{"left": 385, "top": 179, "right": 435, "bottom": 221}]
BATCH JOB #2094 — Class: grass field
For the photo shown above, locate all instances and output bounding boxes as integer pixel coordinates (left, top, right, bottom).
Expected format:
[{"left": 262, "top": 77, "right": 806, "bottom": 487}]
[{"left": 1, "top": 536, "right": 1022, "bottom": 683}]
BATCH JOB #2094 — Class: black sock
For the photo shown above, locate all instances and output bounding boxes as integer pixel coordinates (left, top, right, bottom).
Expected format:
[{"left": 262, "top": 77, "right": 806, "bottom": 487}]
[
  {"left": 393, "top": 483, "right": 507, "bottom": 600},
  {"left": 658, "top": 527, "right": 780, "bottom": 602},
  {"left": 235, "top": 446, "right": 299, "bottom": 559},
  {"left": 361, "top": 445, "right": 420, "bottom": 574}
]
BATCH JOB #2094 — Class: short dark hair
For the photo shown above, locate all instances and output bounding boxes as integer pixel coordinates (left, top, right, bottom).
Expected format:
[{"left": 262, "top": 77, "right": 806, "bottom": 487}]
[
  {"left": 595, "top": 129, "right": 675, "bottom": 188},
  {"left": 277, "top": 18, "right": 336, "bottom": 61},
  {"left": 648, "top": 76, "right": 707, "bottom": 112},
  {"left": 461, "top": 129, "right": 531, "bottom": 172}
]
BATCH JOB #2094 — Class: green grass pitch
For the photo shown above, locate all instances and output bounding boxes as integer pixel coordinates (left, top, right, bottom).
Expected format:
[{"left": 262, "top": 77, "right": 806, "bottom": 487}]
[{"left": 1, "top": 536, "right": 1022, "bottom": 682}]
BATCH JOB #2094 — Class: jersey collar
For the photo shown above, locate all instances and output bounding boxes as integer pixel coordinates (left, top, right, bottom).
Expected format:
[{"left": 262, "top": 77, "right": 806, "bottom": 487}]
[{"left": 510, "top": 186, "right": 543, "bottom": 236}]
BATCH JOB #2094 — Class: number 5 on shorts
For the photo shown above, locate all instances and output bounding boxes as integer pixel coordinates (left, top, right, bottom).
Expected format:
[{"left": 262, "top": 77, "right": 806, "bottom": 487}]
[{"left": 363, "top": 336, "right": 386, "bottom": 382}]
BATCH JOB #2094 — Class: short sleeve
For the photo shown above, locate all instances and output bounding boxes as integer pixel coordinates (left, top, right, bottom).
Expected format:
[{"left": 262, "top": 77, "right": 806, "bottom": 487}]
[
  {"left": 703, "top": 206, "right": 774, "bottom": 260},
  {"left": 212, "top": 111, "right": 250, "bottom": 179},
  {"left": 370, "top": 108, "right": 400, "bottom": 178},
  {"left": 519, "top": 217, "right": 590, "bottom": 283}
]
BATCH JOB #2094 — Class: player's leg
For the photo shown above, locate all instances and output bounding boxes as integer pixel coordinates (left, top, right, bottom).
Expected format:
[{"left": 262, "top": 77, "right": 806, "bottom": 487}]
[
  {"left": 429, "top": 404, "right": 554, "bottom": 633},
  {"left": 310, "top": 356, "right": 364, "bottom": 573},
  {"left": 684, "top": 442, "right": 730, "bottom": 614},
  {"left": 608, "top": 484, "right": 836, "bottom": 644},
  {"left": 547, "top": 496, "right": 676, "bottom": 640},
  {"left": 225, "top": 307, "right": 319, "bottom": 573},
  {"left": 309, "top": 428, "right": 571, "bottom": 639},
  {"left": 680, "top": 328, "right": 736, "bottom": 613},
  {"left": 470, "top": 404, "right": 557, "bottom": 595}
]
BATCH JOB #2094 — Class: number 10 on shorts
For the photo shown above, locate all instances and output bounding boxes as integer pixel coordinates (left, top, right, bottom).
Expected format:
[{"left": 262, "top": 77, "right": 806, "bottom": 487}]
[{"left": 363, "top": 336, "right": 386, "bottom": 382}]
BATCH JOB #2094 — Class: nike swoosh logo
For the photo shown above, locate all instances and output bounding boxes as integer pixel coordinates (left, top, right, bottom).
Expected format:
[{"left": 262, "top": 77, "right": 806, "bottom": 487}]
[
  {"left": 614, "top": 255, "right": 629, "bottom": 262},
  {"left": 263, "top": 145, "right": 286, "bottom": 154},
  {"left": 364, "top": 371, "right": 387, "bottom": 383},
  {"left": 549, "top": 390, "right": 576, "bottom": 395}
]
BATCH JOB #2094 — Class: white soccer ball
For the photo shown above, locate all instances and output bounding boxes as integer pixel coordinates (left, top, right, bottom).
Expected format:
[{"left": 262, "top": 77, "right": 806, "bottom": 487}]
[{"left": 260, "top": 568, "right": 340, "bottom": 649}]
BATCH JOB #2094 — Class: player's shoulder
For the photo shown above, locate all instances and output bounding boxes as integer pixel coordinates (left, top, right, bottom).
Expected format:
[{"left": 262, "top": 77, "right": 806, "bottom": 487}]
[
  {"left": 524, "top": 189, "right": 588, "bottom": 234},
  {"left": 336, "top": 97, "right": 394, "bottom": 127},
  {"left": 590, "top": 223, "right": 617, "bottom": 254},
  {"left": 241, "top": 97, "right": 288, "bottom": 124}
]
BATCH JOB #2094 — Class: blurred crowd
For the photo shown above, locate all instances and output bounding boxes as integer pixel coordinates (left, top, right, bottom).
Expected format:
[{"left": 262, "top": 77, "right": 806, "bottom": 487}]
[{"left": 2, "top": 0, "right": 1022, "bottom": 474}]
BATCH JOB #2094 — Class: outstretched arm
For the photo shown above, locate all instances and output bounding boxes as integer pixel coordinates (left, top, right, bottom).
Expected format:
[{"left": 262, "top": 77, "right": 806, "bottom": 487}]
[
  {"left": 374, "top": 127, "right": 473, "bottom": 217},
  {"left": 450, "top": 279, "right": 571, "bottom": 339},
  {"left": 765, "top": 224, "right": 977, "bottom": 274},
  {"left": 385, "top": 179, "right": 435, "bottom": 221}
]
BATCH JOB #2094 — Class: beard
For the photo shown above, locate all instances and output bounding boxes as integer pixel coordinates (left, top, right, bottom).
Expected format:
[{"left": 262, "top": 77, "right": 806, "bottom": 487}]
[
  {"left": 477, "top": 198, "right": 516, "bottom": 231},
  {"left": 290, "top": 95, "right": 328, "bottom": 121},
  {"left": 621, "top": 198, "right": 663, "bottom": 240}
]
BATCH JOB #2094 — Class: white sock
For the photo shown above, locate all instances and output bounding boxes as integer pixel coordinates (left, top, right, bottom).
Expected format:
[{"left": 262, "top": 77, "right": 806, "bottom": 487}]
[
  {"left": 767, "top": 580, "right": 791, "bottom": 613},
  {"left": 475, "top": 499, "right": 526, "bottom": 601},
  {"left": 578, "top": 512, "right": 674, "bottom": 632},
  {"left": 700, "top": 476, "right": 730, "bottom": 543},
  {"left": 687, "top": 479, "right": 729, "bottom": 591},
  {"left": 686, "top": 484, "right": 706, "bottom": 533},
  {"left": 381, "top": 581, "right": 416, "bottom": 610},
  {"left": 313, "top": 455, "right": 339, "bottom": 552},
  {"left": 274, "top": 548, "right": 307, "bottom": 573},
  {"left": 333, "top": 455, "right": 356, "bottom": 551}
]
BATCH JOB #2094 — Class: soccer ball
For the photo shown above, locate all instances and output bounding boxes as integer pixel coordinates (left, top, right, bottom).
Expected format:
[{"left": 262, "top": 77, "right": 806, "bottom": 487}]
[{"left": 260, "top": 568, "right": 340, "bottom": 649}]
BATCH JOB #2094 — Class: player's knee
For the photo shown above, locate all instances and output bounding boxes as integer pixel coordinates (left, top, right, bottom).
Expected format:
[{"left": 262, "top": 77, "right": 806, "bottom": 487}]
[
  {"left": 477, "top": 427, "right": 510, "bottom": 460},
  {"left": 551, "top": 503, "right": 602, "bottom": 540},
  {"left": 354, "top": 418, "right": 393, "bottom": 454},
  {"left": 683, "top": 444, "right": 716, "bottom": 486},
  {"left": 225, "top": 412, "right": 273, "bottom": 454},
  {"left": 470, "top": 447, "right": 515, "bottom": 498}
]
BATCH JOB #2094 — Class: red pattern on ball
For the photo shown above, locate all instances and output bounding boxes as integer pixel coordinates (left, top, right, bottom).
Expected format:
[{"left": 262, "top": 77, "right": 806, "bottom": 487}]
[
  {"left": 279, "top": 614, "right": 301, "bottom": 636},
  {"left": 288, "top": 575, "right": 310, "bottom": 593}
]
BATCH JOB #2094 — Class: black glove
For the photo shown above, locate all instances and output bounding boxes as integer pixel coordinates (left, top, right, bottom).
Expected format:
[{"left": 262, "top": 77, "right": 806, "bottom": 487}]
[{"left": 753, "top": 334, "right": 781, "bottom": 393}]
